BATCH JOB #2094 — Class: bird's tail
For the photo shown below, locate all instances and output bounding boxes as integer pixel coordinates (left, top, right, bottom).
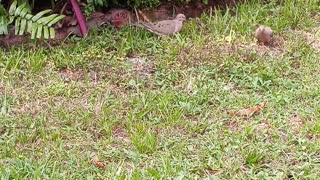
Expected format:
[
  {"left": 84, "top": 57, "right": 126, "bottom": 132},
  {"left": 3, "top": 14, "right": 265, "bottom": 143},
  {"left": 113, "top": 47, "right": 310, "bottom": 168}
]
[
  {"left": 130, "top": 23, "right": 163, "bottom": 36},
  {"left": 130, "top": 23, "right": 145, "bottom": 28}
]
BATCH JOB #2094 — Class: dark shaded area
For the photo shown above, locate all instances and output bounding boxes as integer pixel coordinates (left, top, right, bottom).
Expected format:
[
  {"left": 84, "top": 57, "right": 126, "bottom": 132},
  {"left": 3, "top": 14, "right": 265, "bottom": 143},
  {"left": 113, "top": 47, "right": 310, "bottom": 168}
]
[
  {"left": 1, "top": 0, "right": 240, "bottom": 17},
  {"left": 0, "top": 0, "right": 242, "bottom": 48}
]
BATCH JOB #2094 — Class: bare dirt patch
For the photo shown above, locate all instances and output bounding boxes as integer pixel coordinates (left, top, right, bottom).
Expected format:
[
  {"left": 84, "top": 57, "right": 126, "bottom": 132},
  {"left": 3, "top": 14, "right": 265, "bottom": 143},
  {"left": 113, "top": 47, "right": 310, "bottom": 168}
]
[
  {"left": 177, "top": 35, "right": 287, "bottom": 69},
  {"left": 126, "top": 56, "right": 156, "bottom": 78},
  {"left": 224, "top": 119, "right": 241, "bottom": 132},
  {"left": 255, "top": 119, "right": 273, "bottom": 136},
  {"left": 293, "top": 27, "right": 320, "bottom": 51},
  {"left": 112, "top": 125, "right": 129, "bottom": 141},
  {"left": 59, "top": 69, "right": 85, "bottom": 82}
]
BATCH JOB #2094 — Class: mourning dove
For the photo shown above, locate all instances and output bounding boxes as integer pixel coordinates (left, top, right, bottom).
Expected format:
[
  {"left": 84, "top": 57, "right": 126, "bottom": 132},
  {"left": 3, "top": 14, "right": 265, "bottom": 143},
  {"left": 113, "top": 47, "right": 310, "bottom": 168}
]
[
  {"left": 134, "top": 14, "right": 186, "bottom": 36},
  {"left": 255, "top": 25, "right": 273, "bottom": 45}
]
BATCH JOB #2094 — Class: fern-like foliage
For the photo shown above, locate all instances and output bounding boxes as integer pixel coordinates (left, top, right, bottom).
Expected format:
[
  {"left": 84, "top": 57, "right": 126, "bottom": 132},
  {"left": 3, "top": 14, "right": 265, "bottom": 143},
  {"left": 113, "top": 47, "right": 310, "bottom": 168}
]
[
  {"left": 0, "top": 0, "right": 65, "bottom": 39},
  {"left": 0, "top": 5, "right": 8, "bottom": 35},
  {"left": 87, "top": 0, "right": 108, "bottom": 7}
]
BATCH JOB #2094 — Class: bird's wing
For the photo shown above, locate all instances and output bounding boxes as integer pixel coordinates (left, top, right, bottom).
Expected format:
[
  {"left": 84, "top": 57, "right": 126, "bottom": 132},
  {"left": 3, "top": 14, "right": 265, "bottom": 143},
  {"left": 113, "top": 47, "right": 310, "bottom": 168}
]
[
  {"left": 131, "top": 23, "right": 163, "bottom": 36},
  {"left": 141, "top": 20, "right": 176, "bottom": 35}
]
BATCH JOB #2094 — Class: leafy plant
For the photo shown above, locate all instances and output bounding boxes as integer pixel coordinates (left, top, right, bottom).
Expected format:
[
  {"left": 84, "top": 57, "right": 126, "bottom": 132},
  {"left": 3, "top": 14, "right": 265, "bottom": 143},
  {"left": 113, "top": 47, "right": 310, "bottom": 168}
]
[
  {"left": 245, "top": 150, "right": 265, "bottom": 166},
  {"left": 82, "top": 0, "right": 108, "bottom": 15},
  {"left": 0, "top": 3, "right": 9, "bottom": 34},
  {"left": 0, "top": 0, "right": 65, "bottom": 39},
  {"left": 127, "top": 0, "right": 160, "bottom": 8},
  {"left": 87, "top": 0, "right": 108, "bottom": 7}
]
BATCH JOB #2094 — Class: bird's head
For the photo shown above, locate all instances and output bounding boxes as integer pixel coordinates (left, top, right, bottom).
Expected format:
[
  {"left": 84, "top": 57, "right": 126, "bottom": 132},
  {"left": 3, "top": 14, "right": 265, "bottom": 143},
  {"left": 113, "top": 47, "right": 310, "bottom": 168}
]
[{"left": 175, "top": 14, "right": 186, "bottom": 22}]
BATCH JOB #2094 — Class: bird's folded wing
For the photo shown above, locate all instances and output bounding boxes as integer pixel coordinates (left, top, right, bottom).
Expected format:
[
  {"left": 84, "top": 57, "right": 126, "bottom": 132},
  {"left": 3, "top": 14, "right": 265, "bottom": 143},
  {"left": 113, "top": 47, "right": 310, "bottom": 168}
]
[
  {"left": 131, "top": 23, "right": 163, "bottom": 36},
  {"left": 141, "top": 21, "right": 176, "bottom": 35}
]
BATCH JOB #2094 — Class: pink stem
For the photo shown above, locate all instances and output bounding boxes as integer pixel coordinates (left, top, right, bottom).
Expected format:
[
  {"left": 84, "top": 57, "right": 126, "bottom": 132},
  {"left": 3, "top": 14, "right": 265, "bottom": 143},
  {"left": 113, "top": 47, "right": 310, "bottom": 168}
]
[{"left": 70, "top": 0, "right": 88, "bottom": 37}]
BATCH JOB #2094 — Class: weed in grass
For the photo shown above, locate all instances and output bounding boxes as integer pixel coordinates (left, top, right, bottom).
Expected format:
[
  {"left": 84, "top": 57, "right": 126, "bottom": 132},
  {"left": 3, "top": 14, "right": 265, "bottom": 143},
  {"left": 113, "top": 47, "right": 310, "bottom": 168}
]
[
  {"left": 245, "top": 149, "right": 265, "bottom": 166},
  {"left": 130, "top": 124, "right": 158, "bottom": 154}
]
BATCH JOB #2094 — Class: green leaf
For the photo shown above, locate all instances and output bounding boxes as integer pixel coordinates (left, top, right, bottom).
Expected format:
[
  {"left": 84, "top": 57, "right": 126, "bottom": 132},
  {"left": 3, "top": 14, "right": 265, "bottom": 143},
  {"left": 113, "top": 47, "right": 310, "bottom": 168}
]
[
  {"left": 23, "top": 2, "right": 32, "bottom": 14},
  {"left": 14, "top": 17, "right": 20, "bottom": 35},
  {"left": 36, "top": 24, "right": 43, "bottom": 39},
  {"left": 9, "top": 16, "right": 15, "bottom": 23},
  {"left": 20, "top": 7, "right": 29, "bottom": 18},
  {"left": 0, "top": 26, "right": 4, "bottom": 35},
  {"left": 0, "top": 16, "right": 7, "bottom": 26},
  {"left": 0, "top": 27, "right": 6, "bottom": 35},
  {"left": 25, "top": 14, "right": 33, "bottom": 20},
  {"left": 0, "top": 6, "right": 7, "bottom": 16},
  {"left": 37, "top": 14, "right": 58, "bottom": 25},
  {"left": 19, "top": 18, "right": 27, "bottom": 35},
  {"left": 9, "top": 0, "right": 17, "bottom": 15},
  {"left": 97, "top": 0, "right": 103, "bottom": 6},
  {"left": 31, "top": 22, "right": 37, "bottom": 39},
  {"left": 49, "top": 27, "right": 55, "bottom": 39},
  {"left": 43, "top": 26, "right": 49, "bottom": 39},
  {"left": 4, "top": 26, "right": 8, "bottom": 34},
  {"left": 0, "top": 16, "right": 8, "bottom": 34},
  {"left": 14, "top": 2, "right": 27, "bottom": 16},
  {"left": 32, "top": 9, "right": 52, "bottom": 22},
  {"left": 0, "top": 24, "right": 4, "bottom": 34},
  {"left": 27, "top": 20, "right": 32, "bottom": 33},
  {"left": 0, "top": 11, "right": 9, "bottom": 34},
  {"left": 47, "top": 15, "right": 65, "bottom": 27}
]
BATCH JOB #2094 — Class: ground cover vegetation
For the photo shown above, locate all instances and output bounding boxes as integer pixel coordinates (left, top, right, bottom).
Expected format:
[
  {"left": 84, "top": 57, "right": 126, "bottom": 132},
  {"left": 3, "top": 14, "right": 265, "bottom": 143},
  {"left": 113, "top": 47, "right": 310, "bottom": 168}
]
[{"left": 1, "top": 0, "right": 320, "bottom": 178}]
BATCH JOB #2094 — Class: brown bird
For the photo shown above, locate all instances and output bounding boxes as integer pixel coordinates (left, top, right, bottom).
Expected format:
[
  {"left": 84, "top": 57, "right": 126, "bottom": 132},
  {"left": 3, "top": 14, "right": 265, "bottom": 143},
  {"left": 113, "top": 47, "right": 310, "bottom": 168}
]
[
  {"left": 255, "top": 25, "right": 273, "bottom": 45},
  {"left": 133, "top": 14, "right": 186, "bottom": 36}
]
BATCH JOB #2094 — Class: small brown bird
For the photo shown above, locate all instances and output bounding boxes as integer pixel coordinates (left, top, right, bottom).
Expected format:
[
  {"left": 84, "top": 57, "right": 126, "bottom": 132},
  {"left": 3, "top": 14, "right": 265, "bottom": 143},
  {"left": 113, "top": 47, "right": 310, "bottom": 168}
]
[
  {"left": 255, "top": 25, "right": 273, "bottom": 45},
  {"left": 133, "top": 14, "right": 186, "bottom": 36}
]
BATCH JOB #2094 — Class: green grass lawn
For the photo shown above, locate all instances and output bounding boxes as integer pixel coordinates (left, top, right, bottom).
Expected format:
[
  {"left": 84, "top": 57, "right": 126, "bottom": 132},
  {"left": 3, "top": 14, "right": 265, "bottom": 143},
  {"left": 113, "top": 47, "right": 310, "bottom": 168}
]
[{"left": 1, "top": 0, "right": 320, "bottom": 178}]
